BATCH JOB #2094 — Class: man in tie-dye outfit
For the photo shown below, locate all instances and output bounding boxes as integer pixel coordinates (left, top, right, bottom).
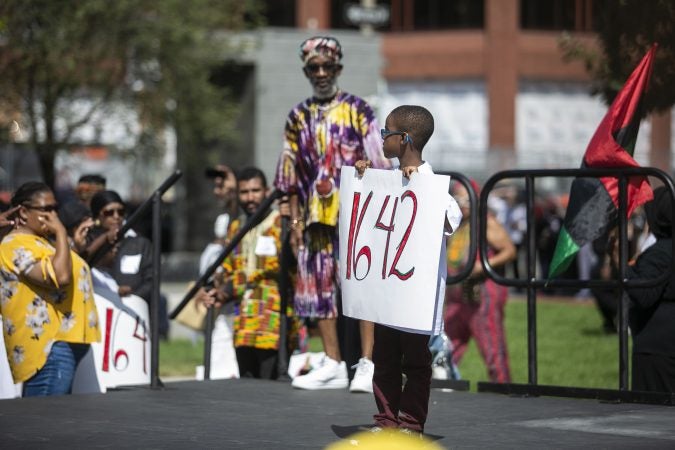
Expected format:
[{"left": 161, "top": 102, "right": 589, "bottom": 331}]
[{"left": 275, "top": 36, "right": 390, "bottom": 391}]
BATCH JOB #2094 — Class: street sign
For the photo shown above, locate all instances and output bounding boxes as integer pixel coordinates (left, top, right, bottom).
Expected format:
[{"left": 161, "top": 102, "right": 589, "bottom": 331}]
[{"left": 343, "top": 3, "right": 390, "bottom": 27}]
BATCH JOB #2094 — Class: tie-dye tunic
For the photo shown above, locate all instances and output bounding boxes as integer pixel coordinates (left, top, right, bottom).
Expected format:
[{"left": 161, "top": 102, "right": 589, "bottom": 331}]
[{"left": 275, "top": 91, "right": 390, "bottom": 318}]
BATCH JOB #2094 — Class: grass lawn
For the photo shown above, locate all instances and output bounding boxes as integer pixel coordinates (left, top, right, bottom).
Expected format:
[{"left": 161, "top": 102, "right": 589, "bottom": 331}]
[
  {"left": 160, "top": 296, "right": 626, "bottom": 390},
  {"left": 159, "top": 338, "right": 204, "bottom": 378},
  {"left": 458, "top": 297, "right": 624, "bottom": 391}
]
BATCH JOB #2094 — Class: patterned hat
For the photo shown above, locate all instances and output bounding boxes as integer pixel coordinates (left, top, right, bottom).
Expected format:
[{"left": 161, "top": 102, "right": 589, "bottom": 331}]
[{"left": 299, "top": 36, "right": 343, "bottom": 64}]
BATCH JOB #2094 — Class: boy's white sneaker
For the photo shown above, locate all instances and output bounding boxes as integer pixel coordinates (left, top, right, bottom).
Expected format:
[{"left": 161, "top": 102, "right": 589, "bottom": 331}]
[
  {"left": 291, "top": 356, "right": 349, "bottom": 390},
  {"left": 349, "top": 357, "right": 374, "bottom": 393}
]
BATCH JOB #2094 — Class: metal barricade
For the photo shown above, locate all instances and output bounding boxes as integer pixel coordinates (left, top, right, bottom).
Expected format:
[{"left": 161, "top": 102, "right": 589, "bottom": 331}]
[{"left": 477, "top": 167, "right": 675, "bottom": 405}]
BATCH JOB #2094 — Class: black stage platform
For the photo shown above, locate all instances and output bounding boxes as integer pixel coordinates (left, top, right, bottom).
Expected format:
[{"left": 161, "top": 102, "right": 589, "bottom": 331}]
[{"left": 1, "top": 379, "right": 674, "bottom": 449}]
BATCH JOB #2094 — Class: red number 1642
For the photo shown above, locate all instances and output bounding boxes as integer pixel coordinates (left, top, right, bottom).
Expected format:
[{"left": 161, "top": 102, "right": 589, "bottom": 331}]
[{"left": 345, "top": 190, "right": 417, "bottom": 281}]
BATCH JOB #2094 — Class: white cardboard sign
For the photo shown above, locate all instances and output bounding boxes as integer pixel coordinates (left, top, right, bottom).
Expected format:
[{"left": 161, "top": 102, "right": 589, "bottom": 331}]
[
  {"left": 0, "top": 315, "right": 20, "bottom": 399},
  {"left": 72, "top": 293, "right": 151, "bottom": 393},
  {"left": 339, "top": 166, "right": 449, "bottom": 334}
]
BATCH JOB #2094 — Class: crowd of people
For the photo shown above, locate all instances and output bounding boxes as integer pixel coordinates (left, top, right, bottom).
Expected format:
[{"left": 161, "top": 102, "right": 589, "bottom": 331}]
[{"left": 1, "top": 36, "right": 673, "bottom": 436}]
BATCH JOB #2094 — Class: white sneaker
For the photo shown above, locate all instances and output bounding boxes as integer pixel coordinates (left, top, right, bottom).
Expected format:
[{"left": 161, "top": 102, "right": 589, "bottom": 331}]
[
  {"left": 291, "top": 356, "right": 349, "bottom": 390},
  {"left": 349, "top": 357, "right": 374, "bottom": 393},
  {"left": 432, "top": 365, "right": 449, "bottom": 380}
]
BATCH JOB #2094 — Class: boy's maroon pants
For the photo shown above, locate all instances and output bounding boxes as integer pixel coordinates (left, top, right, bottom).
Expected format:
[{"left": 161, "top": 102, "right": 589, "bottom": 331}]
[{"left": 372, "top": 323, "right": 432, "bottom": 432}]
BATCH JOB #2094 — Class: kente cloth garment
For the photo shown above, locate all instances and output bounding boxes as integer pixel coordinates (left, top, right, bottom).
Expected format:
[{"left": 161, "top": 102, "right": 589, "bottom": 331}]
[
  {"left": 0, "top": 233, "right": 101, "bottom": 383},
  {"left": 274, "top": 91, "right": 391, "bottom": 318},
  {"left": 222, "top": 210, "right": 298, "bottom": 351}
]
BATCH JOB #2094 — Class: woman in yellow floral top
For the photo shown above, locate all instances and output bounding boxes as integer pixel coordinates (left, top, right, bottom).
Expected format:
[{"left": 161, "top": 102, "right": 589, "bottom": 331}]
[{"left": 0, "top": 182, "right": 100, "bottom": 396}]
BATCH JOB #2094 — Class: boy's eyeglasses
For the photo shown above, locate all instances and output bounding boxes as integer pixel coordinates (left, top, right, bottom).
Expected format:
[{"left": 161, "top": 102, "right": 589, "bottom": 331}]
[
  {"left": 101, "top": 207, "right": 125, "bottom": 218},
  {"left": 305, "top": 63, "right": 341, "bottom": 75},
  {"left": 22, "top": 203, "right": 58, "bottom": 213},
  {"left": 381, "top": 129, "right": 413, "bottom": 144}
]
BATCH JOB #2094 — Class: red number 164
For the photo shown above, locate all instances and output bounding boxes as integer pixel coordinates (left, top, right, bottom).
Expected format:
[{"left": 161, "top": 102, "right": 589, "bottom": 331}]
[{"left": 345, "top": 190, "right": 417, "bottom": 281}]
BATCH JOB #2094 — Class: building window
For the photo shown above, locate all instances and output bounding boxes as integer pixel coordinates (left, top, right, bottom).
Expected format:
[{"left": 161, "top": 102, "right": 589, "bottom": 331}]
[
  {"left": 520, "top": 0, "right": 599, "bottom": 31},
  {"left": 260, "top": 0, "right": 296, "bottom": 27},
  {"left": 331, "top": 0, "right": 483, "bottom": 31}
]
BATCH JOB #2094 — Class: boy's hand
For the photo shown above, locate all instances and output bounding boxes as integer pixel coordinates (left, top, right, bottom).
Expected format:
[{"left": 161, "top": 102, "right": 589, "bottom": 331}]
[
  {"left": 401, "top": 166, "right": 419, "bottom": 178},
  {"left": 354, "top": 160, "right": 371, "bottom": 178}
]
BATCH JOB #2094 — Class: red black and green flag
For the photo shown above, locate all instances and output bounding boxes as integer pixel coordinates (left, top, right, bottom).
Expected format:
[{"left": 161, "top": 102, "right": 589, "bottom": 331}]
[{"left": 548, "top": 45, "right": 657, "bottom": 279}]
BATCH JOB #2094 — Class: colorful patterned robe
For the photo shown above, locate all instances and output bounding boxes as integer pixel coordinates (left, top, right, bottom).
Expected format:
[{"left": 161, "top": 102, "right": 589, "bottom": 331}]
[
  {"left": 222, "top": 210, "right": 298, "bottom": 351},
  {"left": 274, "top": 91, "right": 391, "bottom": 318}
]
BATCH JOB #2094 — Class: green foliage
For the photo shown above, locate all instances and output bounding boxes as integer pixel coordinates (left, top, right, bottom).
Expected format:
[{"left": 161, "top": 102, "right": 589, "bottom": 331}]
[
  {"left": 458, "top": 298, "right": 623, "bottom": 390},
  {"left": 0, "top": 0, "right": 265, "bottom": 185},
  {"left": 160, "top": 338, "right": 204, "bottom": 378},
  {"left": 560, "top": 0, "right": 675, "bottom": 116}
]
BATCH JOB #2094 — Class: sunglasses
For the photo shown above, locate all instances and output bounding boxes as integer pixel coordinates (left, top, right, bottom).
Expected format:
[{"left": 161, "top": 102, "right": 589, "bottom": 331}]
[
  {"left": 305, "top": 63, "right": 341, "bottom": 75},
  {"left": 380, "top": 129, "right": 413, "bottom": 144},
  {"left": 22, "top": 203, "right": 59, "bottom": 213},
  {"left": 101, "top": 207, "right": 125, "bottom": 218}
]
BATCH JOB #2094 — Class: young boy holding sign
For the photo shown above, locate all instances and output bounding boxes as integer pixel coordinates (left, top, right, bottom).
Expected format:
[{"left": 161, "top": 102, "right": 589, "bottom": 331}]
[{"left": 356, "top": 105, "right": 462, "bottom": 436}]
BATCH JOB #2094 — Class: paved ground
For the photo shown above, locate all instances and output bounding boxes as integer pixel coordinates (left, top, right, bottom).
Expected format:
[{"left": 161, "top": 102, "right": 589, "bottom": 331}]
[{"left": 1, "top": 378, "right": 674, "bottom": 449}]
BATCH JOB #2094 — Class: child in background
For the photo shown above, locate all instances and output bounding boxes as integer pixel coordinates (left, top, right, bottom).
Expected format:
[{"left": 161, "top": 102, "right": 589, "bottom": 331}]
[{"left": 356, "top": 105, "right": 462, "bottom": 435}]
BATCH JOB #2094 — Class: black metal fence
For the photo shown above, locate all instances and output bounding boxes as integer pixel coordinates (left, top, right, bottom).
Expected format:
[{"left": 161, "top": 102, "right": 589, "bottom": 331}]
[
  {"left": 476, "top": 167, "right": 675, "bottom": 405},
  {"left": 163, "top": 166, "right": 675, "bottom": 405}
]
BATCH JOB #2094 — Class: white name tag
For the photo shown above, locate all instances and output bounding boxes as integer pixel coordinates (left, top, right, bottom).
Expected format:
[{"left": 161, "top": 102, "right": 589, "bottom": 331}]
[
  {"left": 120, "top": 254, "right": 142, "bottom": 274},
  {"left": 255, "top": 236, "right": 277, "bottom": 256}
]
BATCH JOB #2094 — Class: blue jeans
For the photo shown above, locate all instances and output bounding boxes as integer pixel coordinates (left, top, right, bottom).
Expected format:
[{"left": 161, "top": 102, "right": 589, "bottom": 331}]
[{"left": 23, "top": 341, "right": 90, "bottom": 397}]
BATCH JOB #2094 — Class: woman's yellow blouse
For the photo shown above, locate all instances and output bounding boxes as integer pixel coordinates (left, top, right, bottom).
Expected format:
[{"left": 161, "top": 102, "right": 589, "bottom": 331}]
[{"left": 0, "top": 233, "right": 101, "bottom": 383}]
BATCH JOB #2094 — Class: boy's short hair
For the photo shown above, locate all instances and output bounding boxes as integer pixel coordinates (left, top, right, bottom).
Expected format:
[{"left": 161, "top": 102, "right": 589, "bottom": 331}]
[
  {"left": 389, "top": 105, "right": 434, "bottom": 151},
  {"left": 237, "top": 166, "right": 267, "bottom": 188}
]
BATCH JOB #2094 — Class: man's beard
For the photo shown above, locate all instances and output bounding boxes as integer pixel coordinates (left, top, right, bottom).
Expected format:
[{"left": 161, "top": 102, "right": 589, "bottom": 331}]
[
  {"left": 243, "top": 203, "right": 258, "bottom": 215},
  {"left": 313, "top": 82, "right": 338, "bottom": 100}
]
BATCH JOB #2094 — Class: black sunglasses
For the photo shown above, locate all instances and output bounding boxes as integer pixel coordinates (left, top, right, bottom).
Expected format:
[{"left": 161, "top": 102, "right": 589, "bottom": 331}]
[
  {"left": 22, "top": 203, "right": 59, "bottom": 213},
  {"left": 101, "top": 207, "right": 125, "bottom": 218},
  {"left": 380, "top": 129, "right": 413, "bottom": 144},
  {"left": 305, "top": 63, "right": 341, "bottom": 75}
]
